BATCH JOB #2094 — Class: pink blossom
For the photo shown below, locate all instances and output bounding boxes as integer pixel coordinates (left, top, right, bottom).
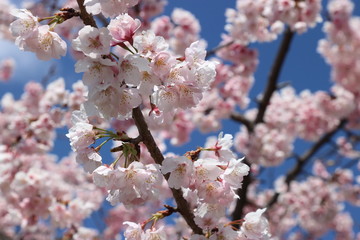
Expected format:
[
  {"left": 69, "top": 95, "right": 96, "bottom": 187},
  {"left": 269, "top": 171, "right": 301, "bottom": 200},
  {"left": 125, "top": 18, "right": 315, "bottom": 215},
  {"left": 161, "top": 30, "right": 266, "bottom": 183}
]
[
  {"left": 151, "top": 16, "right": 174, "bottom": 39},
  {"left": 73, "top": 227, "right": 98, "bottom": 240},
  {"left": 194, "top": 203, "right": 226, "bottom": 229},
  {"left": 152, "top": 85, "right": 180, "bottom": 112},
  {"left": 108, "top": 13, "right": 141, "bottom": 45},
  {"left": 76, "top": 148, "right": 102, "bottom": 173},
  {"left": 150, "top": 51, "right": 176, "bottom": 79},
  {"left": 137, "top": 70, "right": 161, "bottom": 97},
  {"left": 143, "top": 226, "right": 166, "bottom": 240},
  {"left": 75, "top": 57, "right": 117, "bottom": 89},
  {"left": 315, "top": 85, "right": 355, "bottom": 119},
  {"left": 235, "top": 124, "right": 294, "bottom": 166},
  {"left": 118, "top": 54, "right": 150, "bottom": 86},
  {"left": 208, "top": 226, "right": 240, "bottom": 240},
  {"left": 161, "top": 156, "right": 193, "bottom": 189},
  {"left": 241, "top": 208, "right": 270, "bottom": 240},
  {"left": 133, "top": 30, "right": 169, "bottom": 58},
  {"left": 0, "top": 58, "right": 15, "bottom": 82},
  {"left": 106, "top": 162, "right": 162, "bottom": 207},
  {"left": 193, "top": 158, "right": 223, "bottom": 183},
  {"left": 223, "top": 158, "right": 250, "bottom": 188},
  {"left": 87, "top": 85, "right": 141, "bottom": 119},
  {"left": 66, "top": 109, "right": 96, "bottom": 152},
  {"left": 336, "top": 136, "right": 360, "bottom": 159},
  {"left": 171, "top": 8, "right": 201, "bottom": 54},
  {"left": 10, "top": 9, "right": 39, "bottom": 39},
  {"left": 123, "top": 221, "right": 143, "bottom": 240},
  {"left": 196, "top": 180, "right": 236, "bottom": 205},
  {"left": 72, "top": 26, "right": 111, "bottom": 58},
  {"left": 213, "top": 132, "right": 237, "bottom": 161},
  {"left": 20, "top": 25, "right": 67, "bottom": 60},
  {"left": 92, "top": 165, "right": 116, "bottom": 188},
  {"left": 84, "top": 0, "right": 139, "bottom": 18}
]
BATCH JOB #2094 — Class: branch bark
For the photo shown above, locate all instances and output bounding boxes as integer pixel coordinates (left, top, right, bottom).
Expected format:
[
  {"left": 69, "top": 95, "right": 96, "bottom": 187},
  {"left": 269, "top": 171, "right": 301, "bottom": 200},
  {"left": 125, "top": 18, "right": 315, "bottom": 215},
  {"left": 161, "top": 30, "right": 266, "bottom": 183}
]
[
  {"left": 205, "top": 41, "right": 234, "bottom": 59},
  {"left": 132, "top": 107, "right": 203, "bottom": 235},
  {"left": 230, "top": 112, "right": 254, "bottom": 133},
  {"left": 76, "top": 0, "right": 97, "bottom": 27},
  {"left": 266, "top": 119, "right": 346, "bottom": 208},
  {"left": 231, "top": 28, "right": 295, "bottom": 223},
  {"left": 231, "top": 158, "right": 251, "bottom": 228},
  {"left": 254, "top": 28, "right": 294, "bottom": 124}
]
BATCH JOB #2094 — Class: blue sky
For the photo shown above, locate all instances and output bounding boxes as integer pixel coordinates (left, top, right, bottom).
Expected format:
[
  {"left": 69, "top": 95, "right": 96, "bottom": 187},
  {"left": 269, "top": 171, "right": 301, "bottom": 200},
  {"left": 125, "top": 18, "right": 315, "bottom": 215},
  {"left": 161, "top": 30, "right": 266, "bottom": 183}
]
[{"left": 1, "top": 0, "right": 360, "bottom": 238}]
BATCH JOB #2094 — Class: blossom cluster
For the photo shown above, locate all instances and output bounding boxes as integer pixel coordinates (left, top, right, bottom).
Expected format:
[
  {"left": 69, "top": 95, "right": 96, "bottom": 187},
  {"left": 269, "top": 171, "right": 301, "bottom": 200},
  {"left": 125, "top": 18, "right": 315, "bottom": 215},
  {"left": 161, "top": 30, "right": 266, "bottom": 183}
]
[
  {"left": 2, "top": 0, "right": 360, "bottom": 239},
  {"left": 0, "top": 78, "right": 104, "bottom": 238},
  {"left": 225, "top": 0, "right": 322, "bottom": 45}
]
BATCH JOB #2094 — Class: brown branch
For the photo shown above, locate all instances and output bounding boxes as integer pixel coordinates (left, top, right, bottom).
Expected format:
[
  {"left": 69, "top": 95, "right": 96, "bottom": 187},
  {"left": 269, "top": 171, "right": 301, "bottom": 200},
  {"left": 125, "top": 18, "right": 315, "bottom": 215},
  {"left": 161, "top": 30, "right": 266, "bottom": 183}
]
[
  {"left": 266, "top": 119, "right": 346, "bottom": 208},
  {"left": 206, "top": 41, "right": 234, "bottom": 59},
  {"left": 0, "top": 231, "right": 12, "bottom": 240},
  {"left": 76, "top": 0, "right": 97, "bottom": 27},
  {"left": 254, "top": 28, "right": 294, "bottom": 124},
  {"left": 132, "top": 107, "right": 203, "bottom": 235},
  {"left": 231, "top": 158, "right": 251, "bottom": 228},
  {"left": 230, "top": 28, "right": 295, "bottom": 224},
  {"left": 230, "top": 112, "right": 254, "bottom": 133}
]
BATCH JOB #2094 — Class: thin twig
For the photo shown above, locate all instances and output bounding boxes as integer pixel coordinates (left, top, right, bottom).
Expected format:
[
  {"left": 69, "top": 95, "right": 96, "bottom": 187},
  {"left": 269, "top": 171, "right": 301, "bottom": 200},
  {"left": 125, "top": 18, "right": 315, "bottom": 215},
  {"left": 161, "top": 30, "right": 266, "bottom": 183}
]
[
  {"left": 76, "top": 0, "right": 97, "bottom": 27},
  {"left": 41, "top": 64, "right": 56, "bottom": 87},
  {"left": 266, "top": 119, "right": 346, "bottom": 208},
  {"left": 132, "top": 107, "right": 203, "bottom": 235},
  {"left": 230, "top": 112, "right": 254, "bottom": 133},
  {"left": 254, "top": 28, "right": 294, "bottom": 124},
  {"left": 206, "top": 41, "right": 234, "bottom": 59}
]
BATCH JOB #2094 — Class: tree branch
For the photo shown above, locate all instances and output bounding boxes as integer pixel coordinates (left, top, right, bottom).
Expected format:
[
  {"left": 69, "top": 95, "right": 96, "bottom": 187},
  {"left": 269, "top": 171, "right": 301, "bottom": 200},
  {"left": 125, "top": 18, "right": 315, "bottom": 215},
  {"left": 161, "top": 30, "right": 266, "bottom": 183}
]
[
  {"left": 132, "top": 107, "right": 203, "bottom": 235},
  {"left": 231, "top": 28, "right": 295, "bottom": 224},
  {"left": 76, "top": 0, "right": 97, "bottom": 27},
  {"left": 231, "top": 158, "right": 251, "bottom": 228},
  {"left": 266, "top": 119, "right": 346, "bottom": 208},
  {"left": 0, "top": 231, "right": 12, "bottom": 240},
  {"left": 230, "top": 112, "right": 254, "bottom": 133},
  {"left": 206, "top": 41, "right": 234, "bottom": 59},
  {"left": 254, "top": 28, "right": 294, "bottom": 124}
]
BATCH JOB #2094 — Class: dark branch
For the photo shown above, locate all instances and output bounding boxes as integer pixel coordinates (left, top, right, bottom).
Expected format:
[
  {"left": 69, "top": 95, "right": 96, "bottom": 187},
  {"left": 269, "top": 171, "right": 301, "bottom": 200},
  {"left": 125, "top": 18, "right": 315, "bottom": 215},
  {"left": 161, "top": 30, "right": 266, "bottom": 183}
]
[
  {"left": 230, "top": 28, "right": 295, "bottom": 224},
  {"left": 206, "top": 41, "right": 234, "bottom": 59},
  {"left": 0, "top": 231, "right": 12, "bottom": 240},
  {"left": 231, "top": 159, "right": 251, "bottom": 228},
  {"left": 132, "top": 107, "right": 203, "bottom": 235},
  {"left": 230, "top": 112, "right": 254, "bottom": 133},
  {"left": 254, "top": 28, "right": 294, "bottom": 124},
  {"left": 266, "top": 119, "right": 346, "bottom": 208},
  {"left": 76, "top": 0, "right": 97, "bottom": 27}
]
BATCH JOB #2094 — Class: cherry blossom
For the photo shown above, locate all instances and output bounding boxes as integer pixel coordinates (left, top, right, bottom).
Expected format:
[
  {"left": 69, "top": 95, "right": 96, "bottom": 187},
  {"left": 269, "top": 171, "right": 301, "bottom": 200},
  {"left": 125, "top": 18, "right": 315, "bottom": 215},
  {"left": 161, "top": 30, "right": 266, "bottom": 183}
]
[
  {"left": 72, "top": 26, "right": 111, "bottom": 58},
  {"left": 20, "top": 25, "right": 67, "bottom": 60},
  {"left": 161, "top": 156, "right": 193, "bottom": 189},
  {"left": 0, "top": 58, "right": 15, "bottom": 82},
  {"left": 66, "top": 109, "right": 96, "bottom": 152},
  {"left": 241, "top": 208, "right": 270, "bottom": 240},
  {"left": 108, "top": 13, "right": 141, "bottom": 45},
  {"left": 10, "top": 9, "right": 39, "bottom": 39},
  {"left": 84, "top": 0, "right": 139, "bottom": 18},
  {"left": 3, "top": 0, "right": 360, "bottom": 239}
]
